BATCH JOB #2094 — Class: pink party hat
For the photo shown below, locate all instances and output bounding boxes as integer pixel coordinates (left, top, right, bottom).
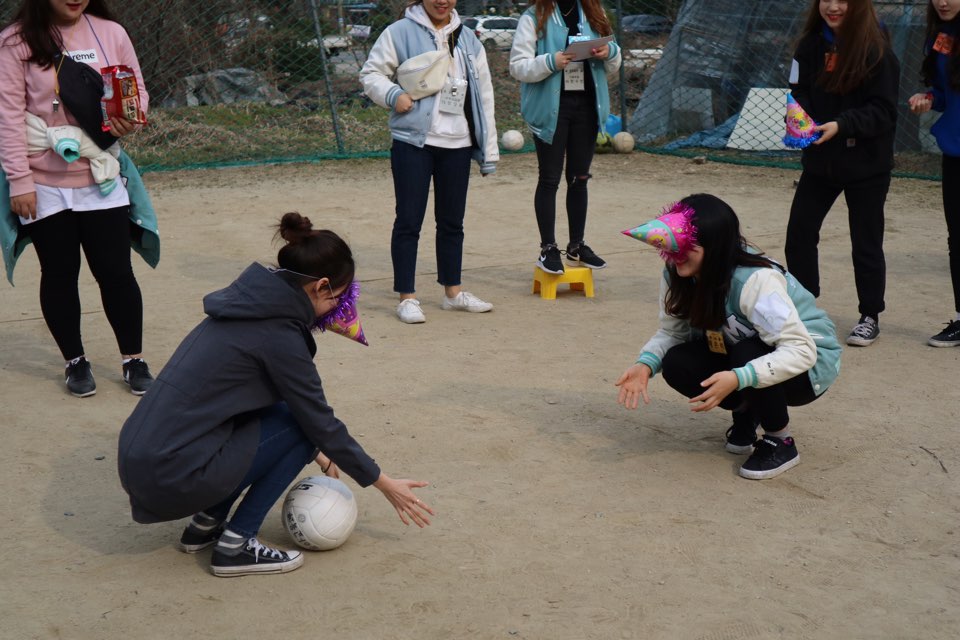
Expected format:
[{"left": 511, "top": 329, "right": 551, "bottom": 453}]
[
  {"left": 315, "top": 281, "right": 369, "bottom": 346},
  {"left": 782, "top": 92, "right": 821, "bottom": 149},
  {"left": 622, "top": 202, "right": 698, "bottom": 261}
]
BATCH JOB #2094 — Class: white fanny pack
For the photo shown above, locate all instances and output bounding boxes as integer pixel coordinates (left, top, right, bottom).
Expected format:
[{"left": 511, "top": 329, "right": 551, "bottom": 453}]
[{"left": 396, "top": 50, "right": 451, "bottom": 100}]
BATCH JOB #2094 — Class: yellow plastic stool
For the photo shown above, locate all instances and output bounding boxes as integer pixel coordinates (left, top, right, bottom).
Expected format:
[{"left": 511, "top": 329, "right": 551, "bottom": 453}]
[{"left": 532, "top": 266, "right": 595, "bottom": 300}]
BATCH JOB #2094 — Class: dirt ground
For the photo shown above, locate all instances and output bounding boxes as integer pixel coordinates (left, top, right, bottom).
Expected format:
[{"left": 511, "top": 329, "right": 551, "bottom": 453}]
[{"left": 1, "top": 152, "right": 957, "bottom": 639}]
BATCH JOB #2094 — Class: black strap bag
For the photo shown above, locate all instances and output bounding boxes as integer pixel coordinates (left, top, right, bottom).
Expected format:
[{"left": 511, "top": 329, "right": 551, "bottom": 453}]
[{"left": 54, "top": 52, "right": 117, "bottom": 151}]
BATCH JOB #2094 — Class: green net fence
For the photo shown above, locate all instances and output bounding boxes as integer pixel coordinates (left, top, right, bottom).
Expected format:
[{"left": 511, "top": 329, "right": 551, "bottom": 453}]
[{"left": 0, "top": 0, "right": 939, "bottom": 178}]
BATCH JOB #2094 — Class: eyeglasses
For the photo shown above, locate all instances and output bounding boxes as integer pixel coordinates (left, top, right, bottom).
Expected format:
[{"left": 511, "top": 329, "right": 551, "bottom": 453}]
[{"left": 326, "top": 281, "right": 346, "bottom": 305}]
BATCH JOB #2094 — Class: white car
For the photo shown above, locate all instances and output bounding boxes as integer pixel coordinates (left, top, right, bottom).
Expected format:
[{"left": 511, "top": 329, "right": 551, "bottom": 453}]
[{"left": 462, "top": 15, "right": 518, "bottom": 50}]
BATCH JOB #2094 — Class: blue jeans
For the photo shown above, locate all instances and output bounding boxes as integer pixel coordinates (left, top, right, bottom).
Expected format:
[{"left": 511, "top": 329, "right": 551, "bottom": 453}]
[
  {"left": 390, "top": 140, "right": 473, "bottom": 294},
  {"left": 204, "top": 403, "right": 317, "bottom": 539}
]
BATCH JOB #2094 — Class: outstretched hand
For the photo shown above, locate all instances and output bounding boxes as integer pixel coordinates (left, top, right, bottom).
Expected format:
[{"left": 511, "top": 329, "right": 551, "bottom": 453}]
[
  {"left": 615, "top": 363, "right": 652, "bottom": 409},
  {"left": 373, "top": 473, "right": 434, "bottom": 527},
  {"left": 689, "top": 370, "right": 738, "bottom": 412}
]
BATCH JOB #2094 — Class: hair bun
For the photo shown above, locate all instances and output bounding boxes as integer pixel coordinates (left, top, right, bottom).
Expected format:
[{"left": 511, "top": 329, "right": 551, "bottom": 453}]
[{"left": 278, "top": 212, "right": 314, "bottom": 243}]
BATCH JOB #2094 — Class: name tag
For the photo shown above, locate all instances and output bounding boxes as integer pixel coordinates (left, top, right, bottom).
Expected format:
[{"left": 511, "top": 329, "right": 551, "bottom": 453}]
[
  {"left": 438, "top": 77, "right": 467, "bottom": 115},
  {"left": 706, "top": 330, "right": 727, "bottom": 355},
  {"left": 564, "top": 61, "right": 585, "bottom": 91},
  {"left": 824, "top": 52, "right": 836, "bottom": 72},
  {"left": 68, "top": 49, "right": 99, "bottom": 64},
  {"left": 934, "top": 32, "right": 954, "bottom": 54}
]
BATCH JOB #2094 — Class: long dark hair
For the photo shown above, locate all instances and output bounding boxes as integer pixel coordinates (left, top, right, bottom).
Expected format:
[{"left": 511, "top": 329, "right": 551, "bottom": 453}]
[
  {"left": 535, "top": 0, "right": 612, "bottom": 39},
  {"left": 275, "top": 212, "right": 355, "bottom": 290},
  {"left": 664, "top": 194, "right": 780, "bottom": 329},
  {"left": 921, "top": 6, "right": 960, "bottom": 90},
  {"left": 798, "top": 0, "right": 889, "bottom": 94},
  {"left": 2, "top": 0, "right": 117, "bottom": 68}
]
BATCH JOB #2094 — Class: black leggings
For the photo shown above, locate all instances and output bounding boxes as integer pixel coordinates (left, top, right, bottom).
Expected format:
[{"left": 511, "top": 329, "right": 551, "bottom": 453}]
[
  {"left": 942, "top": 154, "right": 960, "bottom": 312},
  {"left": 660, "top": 337, "right": 818, "bottom": 432},
  {"left": 533, "top": 92, "right": 597, "bottom": 247},
  {"left": 27, "top": 207, "right": 143, "bottom": 360}
]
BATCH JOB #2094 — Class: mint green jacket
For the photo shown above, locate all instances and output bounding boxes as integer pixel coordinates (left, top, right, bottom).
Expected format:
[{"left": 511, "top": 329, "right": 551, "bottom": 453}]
[{"left": 1, "top": 150, "right": 159, "bottom": 285}]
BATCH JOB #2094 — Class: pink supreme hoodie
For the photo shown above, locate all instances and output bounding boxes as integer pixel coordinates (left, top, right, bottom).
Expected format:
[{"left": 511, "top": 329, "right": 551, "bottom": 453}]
[{"left": 0, "top": 14, "right": 148, "bottom": 197}]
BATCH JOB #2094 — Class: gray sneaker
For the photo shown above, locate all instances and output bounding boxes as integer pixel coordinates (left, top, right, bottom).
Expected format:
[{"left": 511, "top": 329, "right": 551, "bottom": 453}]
[
  {"left": 211, "top": 538, "right": 304, "bottom": 577},
  {"left": 847, "top": 315, "right": 879, "bottom": 347}
]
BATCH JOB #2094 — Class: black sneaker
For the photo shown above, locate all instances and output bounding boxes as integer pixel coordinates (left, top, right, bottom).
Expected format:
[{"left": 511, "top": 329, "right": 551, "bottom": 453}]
[
  {"left": 566, "top": 242, "right": 607, "bottom": 269},
  {"left": 211, "top": 538, "right": 304, "bottom": 577},
  {"left": 123, "top": 358, "right": 154, "bottom": 396},
  {"left": 65, "top": 357, "right": 96, "bottom": 398},
  {"left": 179, "top": 514, "right": 225, "bottom": 553},
  {"left": 537, "top": 244, "right": 564, "bottom": 274},
  {"left": 725, "top": 411, "right": 759, "bottom": 454},
  {"left": 846, "top": 315, "right": 879, "bottom": 347},
  {"left": 928, "top": 319, "right": 960, "bottom": 347},
  {"left": 739, "top": 435, "right": 799, "bottom": 480}
]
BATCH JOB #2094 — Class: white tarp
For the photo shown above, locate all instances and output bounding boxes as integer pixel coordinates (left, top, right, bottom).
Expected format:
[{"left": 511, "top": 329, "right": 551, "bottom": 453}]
[{"left": 726, "top": 87, "right": 789, "bottom": 151}]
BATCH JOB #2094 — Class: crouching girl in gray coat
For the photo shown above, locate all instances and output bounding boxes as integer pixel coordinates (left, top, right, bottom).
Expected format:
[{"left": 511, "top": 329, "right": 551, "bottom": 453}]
[{"left": 118, "top": 212, "right": 434, "bottom": 577}]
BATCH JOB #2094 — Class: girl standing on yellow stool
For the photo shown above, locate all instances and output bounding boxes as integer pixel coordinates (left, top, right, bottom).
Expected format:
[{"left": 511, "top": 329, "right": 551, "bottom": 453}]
[{"left": 509, "top": 0, "right": 621, "bottom": 275}]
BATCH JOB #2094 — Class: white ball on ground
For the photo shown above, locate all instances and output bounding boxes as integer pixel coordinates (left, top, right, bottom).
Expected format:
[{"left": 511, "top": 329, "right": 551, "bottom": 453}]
[
  {"left": 501, "top": 129, "right": 524, "bottom": 151},
  {"left": 612, "top": 131, "right": 635, "bottom": 153},
  {"left": 282, "top": 476, "right": 358, "bottom": 551}
]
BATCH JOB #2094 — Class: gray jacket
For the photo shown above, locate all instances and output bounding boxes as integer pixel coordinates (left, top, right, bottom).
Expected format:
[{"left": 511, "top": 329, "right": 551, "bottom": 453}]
[{"left": 118, "top": 263, "right": 380, "bottom": 524}]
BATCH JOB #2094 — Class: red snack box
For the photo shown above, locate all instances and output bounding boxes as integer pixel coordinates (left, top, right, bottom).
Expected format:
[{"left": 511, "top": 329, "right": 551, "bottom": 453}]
[{"left": 100, "top": 64, "right": 146, "bottom": 130}]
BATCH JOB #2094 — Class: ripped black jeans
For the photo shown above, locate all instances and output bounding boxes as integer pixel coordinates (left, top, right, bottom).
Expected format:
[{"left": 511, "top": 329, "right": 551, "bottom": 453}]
[{"left": 533, "top": 92, "right": 597, "bottom": 248}]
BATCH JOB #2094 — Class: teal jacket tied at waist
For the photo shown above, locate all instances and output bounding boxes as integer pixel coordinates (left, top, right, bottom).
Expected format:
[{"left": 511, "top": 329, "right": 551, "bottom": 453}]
[{"left": 1, "top": 150, "right": 159, "bottom": 285}]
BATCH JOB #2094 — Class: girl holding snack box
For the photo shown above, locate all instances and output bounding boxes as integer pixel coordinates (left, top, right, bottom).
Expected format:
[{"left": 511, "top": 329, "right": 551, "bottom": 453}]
[{"left": 0, "top": 0, "right": 156, "bottom": 398}]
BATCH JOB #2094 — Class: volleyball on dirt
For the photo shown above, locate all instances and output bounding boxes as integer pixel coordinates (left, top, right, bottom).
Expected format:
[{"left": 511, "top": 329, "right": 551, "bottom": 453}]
[
  {"left": 501, "top": 129, "right": 524, "bottom": 151},
  {"left": 282, "top": 476, "right": 358, "bottom": 551},
  {"left": 612, "top": 131, "right": 635, "bottom": 153}
]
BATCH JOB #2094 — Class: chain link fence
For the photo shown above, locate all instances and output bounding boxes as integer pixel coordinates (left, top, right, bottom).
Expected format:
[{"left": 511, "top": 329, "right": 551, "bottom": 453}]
[{"left": 0, "top": 0, "right": 938, "bottom": 177}]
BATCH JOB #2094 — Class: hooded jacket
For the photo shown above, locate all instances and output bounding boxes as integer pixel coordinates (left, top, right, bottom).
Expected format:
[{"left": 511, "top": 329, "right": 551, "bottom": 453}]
[
  {"left": 360, "top": 7, "right": 499, "bottom": 173},
  {"left": 118, "top": 263, "right": 380, "bottom": 524}
]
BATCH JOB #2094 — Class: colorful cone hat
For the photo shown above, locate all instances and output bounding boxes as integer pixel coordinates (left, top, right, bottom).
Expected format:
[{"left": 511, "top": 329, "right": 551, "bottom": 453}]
[
  {"left": 622, "top": 201, "right": 698, "bottom": 261},
  {"left": 315, "top": 281, "right": 368, "bottom": 346},
  {"left": 783, "top": 92, "right": 821, "bottom": 149}
]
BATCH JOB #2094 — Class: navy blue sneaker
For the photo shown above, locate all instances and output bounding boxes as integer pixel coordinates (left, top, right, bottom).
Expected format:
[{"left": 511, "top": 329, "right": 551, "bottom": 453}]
[
  {"left": 739, "top": 435, "right": 799, "bottom": 480},
  {"left": 65, "top": 357, "right": 96, "bottom": 398},
  {"left": 928, "top": 320, "right": 960, "bottom": 347}
]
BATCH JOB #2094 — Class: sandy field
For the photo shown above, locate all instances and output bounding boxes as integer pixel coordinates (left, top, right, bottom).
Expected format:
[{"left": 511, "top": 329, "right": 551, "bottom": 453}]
[{"left": 1, "top": 152, "right": 957, "bottom": 639}]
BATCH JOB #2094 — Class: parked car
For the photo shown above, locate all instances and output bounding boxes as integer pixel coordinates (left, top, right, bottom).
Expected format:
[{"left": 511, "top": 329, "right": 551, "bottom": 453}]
[
  {"left": 621, "top": 14, "right": 672, "bottom": 34},
  {"left": 462, "top": 15, "right": 519, "bottom": 49}
]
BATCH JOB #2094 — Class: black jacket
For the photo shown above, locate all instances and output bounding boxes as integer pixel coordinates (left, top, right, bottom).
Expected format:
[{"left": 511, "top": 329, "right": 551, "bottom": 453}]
[
  {"left": 790, "top": 26, "right": 900, "bottom": 182},
  {"left": 117, "top": 263, "right": 380, "bottom": 524}
]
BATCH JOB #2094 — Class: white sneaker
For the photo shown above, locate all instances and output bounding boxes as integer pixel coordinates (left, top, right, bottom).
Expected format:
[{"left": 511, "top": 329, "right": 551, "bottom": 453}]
[
  {"left": 396, "top": 298, "right": 426, "bottom": 324},
  {"left": 442, "top": 291, "right": 493, "bottom": 313}
]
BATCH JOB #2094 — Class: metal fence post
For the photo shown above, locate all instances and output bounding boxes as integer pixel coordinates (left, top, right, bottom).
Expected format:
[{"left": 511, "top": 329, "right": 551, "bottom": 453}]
[{"left": 308, "top": 0, "right": 346, "bottom": 154}]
